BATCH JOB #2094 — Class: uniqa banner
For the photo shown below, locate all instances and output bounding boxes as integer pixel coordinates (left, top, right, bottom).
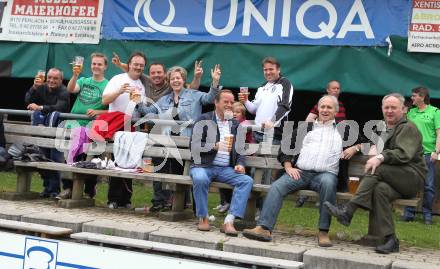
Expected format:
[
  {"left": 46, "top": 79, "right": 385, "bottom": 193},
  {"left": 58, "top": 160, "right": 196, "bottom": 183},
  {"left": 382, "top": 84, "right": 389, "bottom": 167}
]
[
  {"left": 102, "top": 0, "right": 411, "bottom": 46},
  {"left": 0, "top": 0, "right": 104, "bottom": 44},
  {"left": 407, "top": 0, "right": 440, "bottom": 53}
]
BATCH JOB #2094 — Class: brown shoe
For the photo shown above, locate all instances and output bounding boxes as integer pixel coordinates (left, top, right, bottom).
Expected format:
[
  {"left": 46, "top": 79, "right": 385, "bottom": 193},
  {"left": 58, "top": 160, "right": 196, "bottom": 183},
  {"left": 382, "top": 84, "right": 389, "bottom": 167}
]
[
  {"left": 318, "top": 231, "right": 332, "bottom": 247},
  {"left": 197, "top": 218, "right": 210, "bottom": 231},
  {"left": 242, "top": 226, "right": 272, "bottom": 242},
  {"left": 220, "top": 222, "right": 238, "bottom": 237}
]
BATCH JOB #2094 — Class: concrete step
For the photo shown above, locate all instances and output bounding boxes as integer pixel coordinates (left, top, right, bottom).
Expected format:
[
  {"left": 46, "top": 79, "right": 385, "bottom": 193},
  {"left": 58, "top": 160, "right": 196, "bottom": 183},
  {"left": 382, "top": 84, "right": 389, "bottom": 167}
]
[{"left": 71, "top": 232, "right": 304, "bottom": 269}]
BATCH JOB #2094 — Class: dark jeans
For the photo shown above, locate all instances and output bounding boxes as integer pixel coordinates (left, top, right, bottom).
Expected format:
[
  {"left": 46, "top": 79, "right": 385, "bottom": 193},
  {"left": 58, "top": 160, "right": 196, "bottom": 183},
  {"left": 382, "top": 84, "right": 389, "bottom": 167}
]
[
  {"left": 108, "top": 177, "right": 132, "bottom": 206},
  {"left": 32, "top": 111, "right": 62, "bottom": 195},
  {"left": 39, "top": 147, "right": 62, "bottom": 195},
  {"left": 404, "top": 155, "right": 435, "bottom": 221},
  {"left": 219, "top": 188, "right": 232, "bottom": 205},
  {"left": 151, "top": 158, "right": 185, "bottom": 206}
]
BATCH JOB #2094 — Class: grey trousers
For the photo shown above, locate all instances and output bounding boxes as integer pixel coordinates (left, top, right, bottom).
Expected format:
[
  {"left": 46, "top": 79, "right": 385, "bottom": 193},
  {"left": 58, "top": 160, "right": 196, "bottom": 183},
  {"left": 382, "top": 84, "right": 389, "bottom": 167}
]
[{"left": 351, "top": 164, "right": 422, "bottom": 237}]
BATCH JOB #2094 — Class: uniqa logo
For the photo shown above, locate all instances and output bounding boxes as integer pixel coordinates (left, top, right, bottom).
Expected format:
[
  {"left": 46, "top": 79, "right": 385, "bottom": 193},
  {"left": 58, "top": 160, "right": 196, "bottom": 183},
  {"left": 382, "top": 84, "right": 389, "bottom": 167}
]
[{"left": 123, "top": 0, "right": 188, "bottom": 34}]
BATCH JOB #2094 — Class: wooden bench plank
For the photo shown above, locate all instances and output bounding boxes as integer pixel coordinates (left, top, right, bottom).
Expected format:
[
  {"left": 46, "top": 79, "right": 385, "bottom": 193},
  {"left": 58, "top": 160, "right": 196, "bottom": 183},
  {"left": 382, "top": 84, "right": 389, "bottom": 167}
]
[
  {"left": 14, "top": 160, "right": 420, "bottom": 208},
  {"left": 70, "top": 232, "right": 303, "bottom": 269},
  {"left": 0, "top": 219, "right": 72, "bottom": 236}
]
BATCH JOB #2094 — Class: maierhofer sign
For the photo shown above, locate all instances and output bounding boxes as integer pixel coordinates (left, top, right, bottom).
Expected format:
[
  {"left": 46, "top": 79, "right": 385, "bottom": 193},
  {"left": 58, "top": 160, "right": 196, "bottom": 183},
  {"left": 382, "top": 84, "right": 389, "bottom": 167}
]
[
  {"left": 0, "top": 0, "right": 103, "bottom": 44},
  {"left": 408, "top": 0, "right": 440, "bottom": 53}
]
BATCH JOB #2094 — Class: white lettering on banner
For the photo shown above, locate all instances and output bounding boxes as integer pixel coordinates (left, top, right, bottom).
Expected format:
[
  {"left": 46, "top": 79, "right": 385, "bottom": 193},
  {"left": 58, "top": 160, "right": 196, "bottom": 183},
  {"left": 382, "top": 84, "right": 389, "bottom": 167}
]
[
  {"left": 281, "top": 0, "right": 292, "bottom": 37},
  {"left": 14, "top": 5, "right": 95, "bottom": 17},
  {"left": 205, "top": 0, "right": 238, "bottom": 36},
  {"left": 242, "top": 0, "right": 276, "bottom": 37},
  {"left": 337, "top": 0, "right": 374, "bottom": 39},
  {"left": 34, "top": 0, "right": 78, "bottom": 3},
  {"left": 132, "top": 0, "right": 188, "bottom": 34},
  {"left": 296, "top": 0, "right": 337, "bottom": 38},
  {"left": 124, "top": 0, "right": 376, "bottom": 41}
]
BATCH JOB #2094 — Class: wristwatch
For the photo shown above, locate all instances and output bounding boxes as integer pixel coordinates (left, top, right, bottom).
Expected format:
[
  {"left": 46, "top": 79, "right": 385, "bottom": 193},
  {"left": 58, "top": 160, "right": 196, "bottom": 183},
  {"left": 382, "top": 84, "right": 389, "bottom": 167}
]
[{"left": 375, "top": 154, "right": 384, "bottom": 161}]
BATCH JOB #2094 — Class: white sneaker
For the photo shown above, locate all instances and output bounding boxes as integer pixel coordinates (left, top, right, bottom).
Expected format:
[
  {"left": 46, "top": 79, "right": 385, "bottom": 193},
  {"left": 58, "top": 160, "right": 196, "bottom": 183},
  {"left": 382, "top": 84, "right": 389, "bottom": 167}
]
[
  {"left": 218, "top": 203, "right": 230, "bottom": 213},
  {"left": 213, "top": 204, "right": 222, "bottom": 210},
  {"left": 108, "top": 202, "right": 118, "bottom": 209}
]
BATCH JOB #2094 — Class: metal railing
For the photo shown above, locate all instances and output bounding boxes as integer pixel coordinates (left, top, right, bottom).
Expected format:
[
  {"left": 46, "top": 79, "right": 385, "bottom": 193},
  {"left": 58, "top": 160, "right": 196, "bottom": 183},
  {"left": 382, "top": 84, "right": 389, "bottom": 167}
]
[{"left": 0, "top": 109, "right": 263, "bottom": 130}]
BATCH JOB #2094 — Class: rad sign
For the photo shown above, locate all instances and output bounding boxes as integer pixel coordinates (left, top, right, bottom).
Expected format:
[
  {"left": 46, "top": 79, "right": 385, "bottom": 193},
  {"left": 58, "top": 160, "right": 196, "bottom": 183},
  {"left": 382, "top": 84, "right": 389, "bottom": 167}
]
[
  {"left": 102, "top": 0, "right": 411, "bottom": 46},
  {"left": 408, "top": 0, "right": 440, "bottom": 53}
]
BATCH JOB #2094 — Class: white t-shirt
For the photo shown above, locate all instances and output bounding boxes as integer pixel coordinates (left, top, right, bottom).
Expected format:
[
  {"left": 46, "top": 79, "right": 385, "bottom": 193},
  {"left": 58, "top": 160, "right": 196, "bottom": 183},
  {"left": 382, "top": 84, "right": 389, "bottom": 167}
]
[{"left": 103, "top": 73, "right": 145, "bottom": 114}]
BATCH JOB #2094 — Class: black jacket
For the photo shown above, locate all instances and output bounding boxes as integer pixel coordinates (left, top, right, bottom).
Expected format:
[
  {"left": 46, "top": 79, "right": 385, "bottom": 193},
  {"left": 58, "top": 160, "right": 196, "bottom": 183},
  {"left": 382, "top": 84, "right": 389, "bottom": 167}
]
[
  {"left": 190, "top": 111, "right": 246, "bottom": 168},
  {"left": 25, "top": 84, "right": 70, "bottom": 113}
]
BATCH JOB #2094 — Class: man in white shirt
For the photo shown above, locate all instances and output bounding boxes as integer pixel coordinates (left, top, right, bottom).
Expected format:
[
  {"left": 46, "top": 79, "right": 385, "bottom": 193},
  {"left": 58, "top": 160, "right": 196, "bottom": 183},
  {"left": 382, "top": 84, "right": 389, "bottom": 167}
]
[
  {"left": 238, "top": 57, "right": 294, "bottom": 186},
  {"left": 103, "top": 52, "right": 146, "bottom": 115},
  {"left": 243, "top": 95, "right": 342, "bottom": 247},
  {"left": 238, "top": 57, "right": 293, "bottom": 144},
  {"left": 102, "top": 51, "right": 147, "bottom": 209}
]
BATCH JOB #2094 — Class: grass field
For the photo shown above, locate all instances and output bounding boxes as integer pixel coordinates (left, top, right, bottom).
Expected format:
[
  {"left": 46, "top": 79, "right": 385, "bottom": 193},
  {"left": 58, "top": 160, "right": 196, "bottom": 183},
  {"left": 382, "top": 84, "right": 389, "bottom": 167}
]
[{"left": 0, "top": 172, "right": 439, "bottom": 250}]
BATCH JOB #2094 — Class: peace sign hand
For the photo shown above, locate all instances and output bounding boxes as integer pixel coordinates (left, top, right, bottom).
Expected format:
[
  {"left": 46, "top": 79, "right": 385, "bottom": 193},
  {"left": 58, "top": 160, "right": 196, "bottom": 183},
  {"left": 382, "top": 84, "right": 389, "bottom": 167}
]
[
  {"left": 194, "top": 60, "right": 203, "bottom": 79},
  {"left": 211, "top": 64, "right": 221, "bottom": 88}
]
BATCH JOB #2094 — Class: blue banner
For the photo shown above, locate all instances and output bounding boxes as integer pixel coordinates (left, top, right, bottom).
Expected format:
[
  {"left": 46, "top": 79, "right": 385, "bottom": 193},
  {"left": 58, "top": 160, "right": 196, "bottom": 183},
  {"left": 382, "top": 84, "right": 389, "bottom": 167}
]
[{"left": 102, "top": 0, "right": 411, "bottom": 46}]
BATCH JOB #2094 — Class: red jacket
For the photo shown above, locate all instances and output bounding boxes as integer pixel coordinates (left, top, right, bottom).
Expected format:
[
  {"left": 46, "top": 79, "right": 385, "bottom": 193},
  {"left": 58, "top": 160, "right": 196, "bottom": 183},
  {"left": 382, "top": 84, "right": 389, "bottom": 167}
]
[{"left": 90, "top": 111, "right": 133, "bottom": 141}]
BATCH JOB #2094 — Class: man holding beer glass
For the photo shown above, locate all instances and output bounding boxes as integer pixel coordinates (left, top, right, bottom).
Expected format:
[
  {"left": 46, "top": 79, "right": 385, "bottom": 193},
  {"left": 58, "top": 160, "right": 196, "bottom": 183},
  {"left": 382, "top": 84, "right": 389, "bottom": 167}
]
[
  {"left": 102, "top": 51, "right": 147, "bottom": 209},
  {"left": 56, "top": 53, "right": 109, "bottom": 200},
  {"left": 25, "top": 67, "right": 70, "bottom": 198},
  {"left": 190, "top": 90, "right": 253, "bottom": 235},
  {"left": 238, "top": 57, "right": 293, "bottom": 187}
]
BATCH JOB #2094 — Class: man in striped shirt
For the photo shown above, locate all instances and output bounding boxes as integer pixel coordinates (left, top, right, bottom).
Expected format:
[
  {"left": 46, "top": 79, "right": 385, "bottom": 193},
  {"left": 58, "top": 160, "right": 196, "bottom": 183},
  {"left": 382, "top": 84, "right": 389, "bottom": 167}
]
[
  {"left": 190, "top": 90, "right": 253, "bottom": 235},
  {"left": 243, "top": 95, "right": 343, "bottom": 247}
]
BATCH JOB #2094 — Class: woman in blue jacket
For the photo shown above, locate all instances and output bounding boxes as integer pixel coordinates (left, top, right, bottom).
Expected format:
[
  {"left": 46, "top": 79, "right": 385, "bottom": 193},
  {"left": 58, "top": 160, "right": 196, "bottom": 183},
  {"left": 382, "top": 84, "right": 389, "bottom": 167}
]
[
  {"left": 136, "top": 64, "right": 221, "bottom": 137},
  {"left": 134, "top": 64, "right": 222, "bottom": 211}
]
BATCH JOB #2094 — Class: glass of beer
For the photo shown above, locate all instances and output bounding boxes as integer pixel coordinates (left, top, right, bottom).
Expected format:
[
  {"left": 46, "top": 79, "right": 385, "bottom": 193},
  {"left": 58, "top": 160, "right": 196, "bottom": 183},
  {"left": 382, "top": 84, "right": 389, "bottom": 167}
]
[
  {"left": 142, "top": 157, "right": 153, "bottom": 173},
  {"left": 348, "top": 177, "right": 360, "bottom": 194},
  {"left": 224, "top": 134, "right": 234, "bottom": 152},
  {"left": 129, "top": 86, "right": 141, "bottom": 101},
  {"left": 239, "top": 87, "right": 249, "bottom": 102},
  {"left": 73, "top": 56, "right": 84, "bottom": 72},
  {"left": 37, "top": 70, "right": 46, "bottom": 83}
]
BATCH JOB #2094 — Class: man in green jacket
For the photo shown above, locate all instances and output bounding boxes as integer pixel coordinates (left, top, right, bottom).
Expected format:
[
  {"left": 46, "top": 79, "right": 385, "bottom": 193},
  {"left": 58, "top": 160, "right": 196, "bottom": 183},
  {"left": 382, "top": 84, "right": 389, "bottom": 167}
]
[{"left": 324, "top": 93, "right": 427, "bottom": 254}]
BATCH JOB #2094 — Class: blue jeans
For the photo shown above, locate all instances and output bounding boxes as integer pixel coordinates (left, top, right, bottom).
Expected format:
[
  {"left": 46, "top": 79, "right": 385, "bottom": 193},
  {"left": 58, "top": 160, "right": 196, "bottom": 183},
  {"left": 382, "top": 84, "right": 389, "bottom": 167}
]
[
  {"left": 404, "top": 154, "right": 435, "bottom": 221},
  {"left": 190, "top": 166, "right": 253, "bottom": 218},
  {"left": 31, "top": 110, "right": 62, "bottom": 195},
  {"left": 258, "top": 171, "right": 337, "bottom": 231}
]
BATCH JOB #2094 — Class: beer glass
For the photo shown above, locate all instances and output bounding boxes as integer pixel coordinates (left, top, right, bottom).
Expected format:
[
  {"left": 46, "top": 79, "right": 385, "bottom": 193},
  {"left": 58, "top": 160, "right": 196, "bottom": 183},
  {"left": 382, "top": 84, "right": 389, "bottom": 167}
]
[
  {"left": 37, "top": 70, "right": 46, "bottom": 83},
  {"left": 348, "top": 177, "right": 360, "bottom": 194},
  {"left": 73, "top": 56, "right": 84, "bottom": 72}
]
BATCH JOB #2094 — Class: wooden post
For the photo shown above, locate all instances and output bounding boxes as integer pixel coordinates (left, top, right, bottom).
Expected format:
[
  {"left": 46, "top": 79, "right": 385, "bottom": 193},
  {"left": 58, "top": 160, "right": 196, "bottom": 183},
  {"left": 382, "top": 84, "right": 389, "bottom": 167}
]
[
  {"left": 16, "top": 167, "right": 32, "bottom": 193},
  {"left": 71, "top": 173, "right": 85, "bottom": 200}
]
